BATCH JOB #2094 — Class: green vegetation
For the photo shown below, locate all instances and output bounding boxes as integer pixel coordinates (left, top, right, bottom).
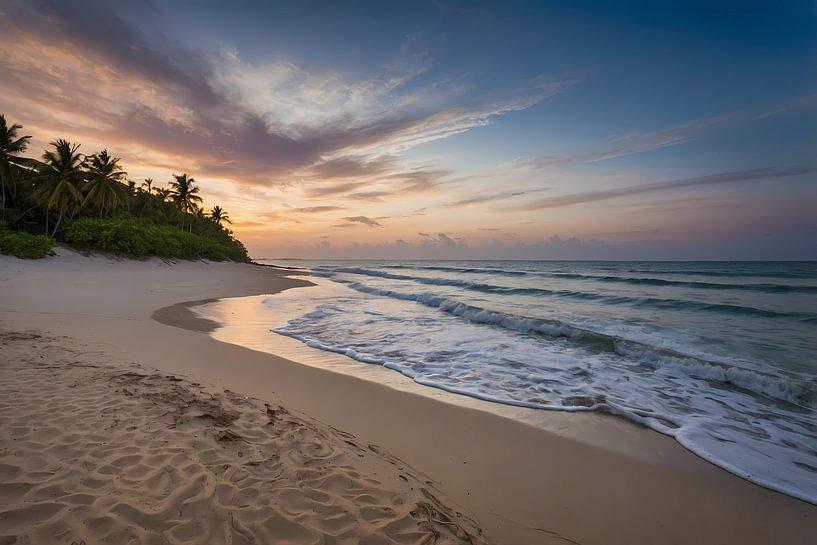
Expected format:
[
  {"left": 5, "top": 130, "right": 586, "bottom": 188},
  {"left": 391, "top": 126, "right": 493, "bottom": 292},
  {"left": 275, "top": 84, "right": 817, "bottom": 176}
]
[
  {"left": 0, "top": 114, "right": 249, "bottom": 261},
  {"left": 64, "top": 218, "right": 248, "bottom": 261},
  {"left": 0, "top": 221, "right": 54, "bottom": 259}
]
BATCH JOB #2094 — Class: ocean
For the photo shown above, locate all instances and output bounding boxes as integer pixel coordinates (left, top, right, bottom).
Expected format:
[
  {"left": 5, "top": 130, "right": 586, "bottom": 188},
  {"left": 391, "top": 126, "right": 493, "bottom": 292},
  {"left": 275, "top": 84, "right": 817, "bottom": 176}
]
[{"left": 201, "top": 260, "right": 817, "bottom": 503}]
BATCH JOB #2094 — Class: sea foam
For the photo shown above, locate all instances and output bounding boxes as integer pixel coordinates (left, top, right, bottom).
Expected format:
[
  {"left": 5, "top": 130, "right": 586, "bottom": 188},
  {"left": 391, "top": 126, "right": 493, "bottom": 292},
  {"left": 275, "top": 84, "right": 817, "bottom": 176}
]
[{"left": 260, "top": 261, "right": 817, "bottom": 503}]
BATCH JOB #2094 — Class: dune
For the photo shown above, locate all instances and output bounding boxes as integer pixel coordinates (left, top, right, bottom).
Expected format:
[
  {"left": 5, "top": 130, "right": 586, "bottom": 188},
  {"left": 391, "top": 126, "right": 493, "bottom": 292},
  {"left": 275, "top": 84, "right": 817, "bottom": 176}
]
[{"left": 1, "top": 248, "right": 815, "bottom": 545}]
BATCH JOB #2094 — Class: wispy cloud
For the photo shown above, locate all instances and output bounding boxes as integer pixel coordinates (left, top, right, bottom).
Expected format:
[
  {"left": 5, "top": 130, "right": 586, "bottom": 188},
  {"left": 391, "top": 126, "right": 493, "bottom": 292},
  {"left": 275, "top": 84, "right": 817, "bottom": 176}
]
[
  {"left": 505, "top": 166, "right": 817, "bottom": 211},
  {"left": 308, "top": 156, "right": 395, "bottom": 179},
  {"left": 509, "top": 94, "right": 817, "bottom": 171},
  {"left": 342, "top": 216, "right": 386, "bottom": 227},
  {"left": 0, "top": 0, "right": 574, "bottom": 196},
  {"left": 292, "top": 205, "right": 346, "bottom": 213},
  {"left": 344, "top": 191, "right": 395, "bottom": 202},
  {"left": 403, "top": 207, "right": 427, "bottom": 217},
  {"left": 303, "top": 181, "right": 367, "bottom": 197},
  {"left": 445, "top": 187, "right": 549, "bottom": 207},
  {"left": 301, "top": 166, "right": 450, "bottom": 200},
  {"left": 601, "top": 195, "right": 750, "bottom": 215},
  {"left": 382, "top": 169, "right": 451, "bottom": 193}
]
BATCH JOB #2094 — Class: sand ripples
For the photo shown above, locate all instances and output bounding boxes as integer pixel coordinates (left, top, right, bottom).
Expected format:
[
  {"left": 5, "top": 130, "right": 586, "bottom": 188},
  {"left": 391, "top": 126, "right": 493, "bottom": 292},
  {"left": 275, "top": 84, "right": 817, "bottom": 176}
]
[{"left": 0, "top": 330, "right": 487, "bottom": 545}]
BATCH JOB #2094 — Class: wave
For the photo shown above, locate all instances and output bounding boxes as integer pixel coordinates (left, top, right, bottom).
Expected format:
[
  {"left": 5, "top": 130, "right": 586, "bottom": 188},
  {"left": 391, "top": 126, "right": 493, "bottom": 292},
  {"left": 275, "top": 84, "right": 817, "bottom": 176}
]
[
  {"left": 380, "top": 264, "right": 529, "bottom": 276},
  {"left": 251, "top": 261, "right": 817, "bottom": 505},
  {"left": 273, "top": 325, "right": 679, "bottom": 422},
  {"left": 311, "top": 276, "right": 816, "bottom": 408},
  {"left": 314, "top": 267, "right": 817, "bottom": 322},
  {"left": 625, "top": 268, "right": 817, "bottom": 279},
  {"left": 276, "top": 326, "right": 817, "bottom": 504},
  {"left": 547, "top": 273, "right": 817, "bottom": 293},
  {"left": 346, "top": 265, "right": 817, "bottom": 292},
  {"left": 315, "top": 266, "right": 564, "bottom": 294},
  {"left": 271, "top": 303, "right": 817, "bottom": 504},
  {"left": 379, "top": 263, "right": 817, "bottom": 279}
]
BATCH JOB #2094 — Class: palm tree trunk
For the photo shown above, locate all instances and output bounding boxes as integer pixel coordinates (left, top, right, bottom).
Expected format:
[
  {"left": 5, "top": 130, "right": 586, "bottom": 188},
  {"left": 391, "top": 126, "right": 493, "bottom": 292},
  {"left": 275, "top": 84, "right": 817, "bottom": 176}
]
[
  {"left": 44, "top": 211, "right": 48, "bottom": 235},
  {"left": 50, "top": 209, "right": 63, "bottom": 237},
  {"left": 1, "top": 174, "right": 6, "bottom": 219}
]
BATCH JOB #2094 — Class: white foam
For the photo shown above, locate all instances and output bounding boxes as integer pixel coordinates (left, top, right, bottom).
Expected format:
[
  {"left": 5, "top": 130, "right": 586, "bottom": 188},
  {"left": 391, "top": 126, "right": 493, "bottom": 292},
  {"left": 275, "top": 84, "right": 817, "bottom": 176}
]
[{"left": 242, "top": 266, "right": 817, "bottom": 504}]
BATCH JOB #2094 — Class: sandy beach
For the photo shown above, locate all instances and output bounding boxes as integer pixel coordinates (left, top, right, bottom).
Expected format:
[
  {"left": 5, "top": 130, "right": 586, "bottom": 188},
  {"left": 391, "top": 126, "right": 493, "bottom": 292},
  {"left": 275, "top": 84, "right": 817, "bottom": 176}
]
[
  {"left": 0, "top": 330, "right": 484, "bottom": 544},
  {"left": 2, "top": 249, "right": 816, "bottom": 545}
]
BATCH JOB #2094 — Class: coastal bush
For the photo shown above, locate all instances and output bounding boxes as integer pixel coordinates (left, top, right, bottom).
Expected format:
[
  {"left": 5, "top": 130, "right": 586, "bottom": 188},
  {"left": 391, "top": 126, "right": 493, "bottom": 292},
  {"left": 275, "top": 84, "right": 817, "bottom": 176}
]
[
  {"left": 63, "top": 218, "right": 250, "bottom": 262},
  {"left": 0, "top": 222, "right": 54, "bottom": 259},
  {"left": 1, "top": 114, "right": 253, "bottom": 262}
]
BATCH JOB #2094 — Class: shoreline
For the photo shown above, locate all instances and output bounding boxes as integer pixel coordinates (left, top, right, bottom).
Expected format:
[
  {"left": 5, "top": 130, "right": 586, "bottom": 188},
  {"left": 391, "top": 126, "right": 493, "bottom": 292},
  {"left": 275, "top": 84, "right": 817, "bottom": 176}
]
[
  {"left": 152, "top": 298, "right": 227, "bottom": 333},
  {"left": 2, "top": 249, "right": 815, "bottom": 544},
  {"left": 177, "top": 289, "right": 817, "bottom": 505}
]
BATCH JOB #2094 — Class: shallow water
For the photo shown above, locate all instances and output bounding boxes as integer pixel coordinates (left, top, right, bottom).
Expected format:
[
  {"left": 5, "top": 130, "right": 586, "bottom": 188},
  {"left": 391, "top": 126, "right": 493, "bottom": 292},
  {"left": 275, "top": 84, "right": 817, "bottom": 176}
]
[{"left": 206, "top": 260, "right": 817, "bottom": 503}]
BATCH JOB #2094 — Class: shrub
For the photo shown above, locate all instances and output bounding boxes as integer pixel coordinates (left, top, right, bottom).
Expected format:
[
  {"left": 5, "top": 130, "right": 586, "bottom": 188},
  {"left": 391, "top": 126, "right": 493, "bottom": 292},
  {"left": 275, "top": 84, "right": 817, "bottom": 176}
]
[
  {"left": 63, "top": 217, "right": 250, "bottom": 262},
  {"left": 0, "top": 223, "right": 54, "bottom": 259}
]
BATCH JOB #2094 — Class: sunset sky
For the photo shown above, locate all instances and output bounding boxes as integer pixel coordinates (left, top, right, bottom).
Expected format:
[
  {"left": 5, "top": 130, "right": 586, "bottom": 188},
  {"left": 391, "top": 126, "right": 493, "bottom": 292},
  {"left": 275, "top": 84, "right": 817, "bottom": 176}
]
[{"left": 1, "top": 0, "right": 815, "bottom": 259}]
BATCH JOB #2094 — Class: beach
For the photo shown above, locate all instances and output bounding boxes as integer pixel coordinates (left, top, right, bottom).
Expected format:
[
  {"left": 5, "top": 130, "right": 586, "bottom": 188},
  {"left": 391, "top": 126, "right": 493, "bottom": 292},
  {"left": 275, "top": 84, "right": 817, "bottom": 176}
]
[{"left": 1, "top": 250, "right": 816, "bottom": 545}]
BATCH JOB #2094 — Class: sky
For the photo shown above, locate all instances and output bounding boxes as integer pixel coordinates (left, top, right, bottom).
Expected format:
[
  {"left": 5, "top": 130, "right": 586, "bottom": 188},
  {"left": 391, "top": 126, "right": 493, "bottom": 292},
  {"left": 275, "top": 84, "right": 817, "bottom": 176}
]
[{"left": 0, "top": 0, "right": 815, "bottom": 260}]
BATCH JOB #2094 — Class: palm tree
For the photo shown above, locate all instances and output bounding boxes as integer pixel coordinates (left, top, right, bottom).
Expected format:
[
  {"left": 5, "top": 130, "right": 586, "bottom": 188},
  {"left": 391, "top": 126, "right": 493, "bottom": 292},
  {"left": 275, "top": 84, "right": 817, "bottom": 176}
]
[
  {"left": 169, "top": 173, "right": 202, "bottom": 231},
  {"left": 83, "top": 150, "right": 129, "bottom": 217},
  {"left": 210, "top": 205, "right": 232, "bottom": 225},
  {"left": 154, "top": 187, "right": 172, "bottom": 201},
  {"left": 141, "top": 178, "right": 153, "bottom": 193},
  {"left": 33, "top": 139, "right": 85, "bottom": 235},
  {"left": 0, "top": 114, "right": 32, "bottom": 218}
]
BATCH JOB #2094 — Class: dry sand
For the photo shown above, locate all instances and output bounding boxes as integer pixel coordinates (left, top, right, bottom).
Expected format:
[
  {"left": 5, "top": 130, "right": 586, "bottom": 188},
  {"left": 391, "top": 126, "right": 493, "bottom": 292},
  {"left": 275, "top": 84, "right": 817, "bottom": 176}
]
[
  {"left": 0, "top": 330, "right": 484, "bottom": 545},
  {"left": 1, "top": 248, "right": 816, "bottom": 545}
]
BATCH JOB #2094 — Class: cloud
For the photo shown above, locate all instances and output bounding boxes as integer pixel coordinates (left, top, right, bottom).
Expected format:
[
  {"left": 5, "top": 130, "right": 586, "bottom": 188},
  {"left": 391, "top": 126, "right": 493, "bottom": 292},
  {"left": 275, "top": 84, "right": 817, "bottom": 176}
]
[
  {"left": 510, "top": 93, "right": 817, "bottom": 170},
  {"left": 303, "top": 182, "right": 369, "bottom": 197},
  {"left": 505, "top": 165, "right": 817, "bottom": 211},
  {"left": 302, "top": 166, "right": 450, "bottom": 199},
  {"left": 308, "top": 156, "right": 395, "bottom": 179},
  {"left": 0, "top": 0, "right": 574, "bottom": 196},
  {"left": 382, "top": 169, "right": 450, "bottom": 193},
  {"left": 292, "top": 205, "right": 346, "bottom": 213},
  {"left": 602, "top": 195, "right": 750, "bottom": 215},
  {"left": 344, "top": 191, "right": 395, "bottom": 201},
  {"left": 445, "top": 187, "right": 549, "bottom": 207},
  {"left": 403, "top": 207, "right": 426, "bottom": 217},
  {"left": 232, "top": 219, "right": 268, "bottom": 229},
  {"left": 253, "top": 230, "right": 817, "bottom": 261},
  {"left": 342, "top": 216, "right": 385, "bottom": 227},
  {"left": 435, "top": 232, "right": 467, "bottom": 248}
]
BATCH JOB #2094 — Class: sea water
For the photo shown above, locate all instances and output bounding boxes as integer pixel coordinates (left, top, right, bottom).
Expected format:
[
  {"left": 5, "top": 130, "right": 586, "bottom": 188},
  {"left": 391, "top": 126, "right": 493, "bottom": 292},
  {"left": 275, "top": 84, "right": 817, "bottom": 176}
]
[{"left": 214, "top": 260, "right": 817, "bottom": 503}]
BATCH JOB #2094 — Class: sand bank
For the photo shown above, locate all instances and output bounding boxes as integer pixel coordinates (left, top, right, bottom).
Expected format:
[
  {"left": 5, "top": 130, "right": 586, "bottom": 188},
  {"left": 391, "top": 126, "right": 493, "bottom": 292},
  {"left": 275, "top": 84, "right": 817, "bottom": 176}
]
[{"left": 1, "top": 249, "right": 815, "bottom": 545}]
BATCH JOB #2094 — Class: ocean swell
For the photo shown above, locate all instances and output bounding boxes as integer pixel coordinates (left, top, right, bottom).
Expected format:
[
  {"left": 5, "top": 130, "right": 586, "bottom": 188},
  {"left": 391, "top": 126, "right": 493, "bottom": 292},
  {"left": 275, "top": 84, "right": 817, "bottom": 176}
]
[
  {"left": 245, "top": 260, "right": 817, "bottom": 505},
  {"left": 315, "top": 267, "right": 817, "bottom": 323},
  {"left": 292, "top": 274, "right": 817, "bottom": 409}
]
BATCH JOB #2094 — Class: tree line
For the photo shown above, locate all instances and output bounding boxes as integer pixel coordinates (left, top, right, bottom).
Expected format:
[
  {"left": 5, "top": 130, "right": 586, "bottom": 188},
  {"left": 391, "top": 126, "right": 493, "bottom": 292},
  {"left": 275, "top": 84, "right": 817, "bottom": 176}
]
[{"left": 0, "top": 113, "right": 248, "bottom": 261}]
